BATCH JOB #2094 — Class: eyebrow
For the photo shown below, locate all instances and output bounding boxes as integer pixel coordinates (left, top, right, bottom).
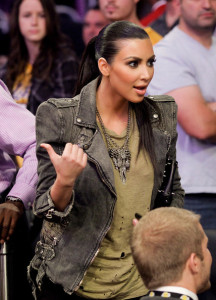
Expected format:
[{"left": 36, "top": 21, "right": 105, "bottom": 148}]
[{"left": 123, "top": 54, "right": 156, "bottom": 61}]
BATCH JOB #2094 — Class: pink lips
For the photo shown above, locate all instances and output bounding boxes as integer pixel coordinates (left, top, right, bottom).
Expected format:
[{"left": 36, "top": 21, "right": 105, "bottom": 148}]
[
  {"left": 105, "top": 5, "right": 117, "bottom": 13},
  {"left": 29, "top": 30, "right": 39, "bottom": 34},
  {"left": 134, "top": 86, "right": 147, "bottom": 96}
]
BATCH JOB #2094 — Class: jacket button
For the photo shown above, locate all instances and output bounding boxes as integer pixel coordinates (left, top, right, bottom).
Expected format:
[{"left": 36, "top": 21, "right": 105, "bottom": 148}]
[
  {"left": 77, "top": 118, "right": 82, "bottom": 123},
  {"left": 153, "top": 114, "right": 158, "bottom": 119},
  {"left": 83, "top": 144, "right": 89, "bottom": 150}
]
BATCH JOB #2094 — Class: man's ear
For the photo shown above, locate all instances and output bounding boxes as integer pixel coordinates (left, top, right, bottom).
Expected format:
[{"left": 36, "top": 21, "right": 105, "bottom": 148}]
[
  {"left": 98, "top": 57, "right": 110, "bottom": 76},
  {"left": 188, "top": 253, "right": 201, "bottom": 274}
]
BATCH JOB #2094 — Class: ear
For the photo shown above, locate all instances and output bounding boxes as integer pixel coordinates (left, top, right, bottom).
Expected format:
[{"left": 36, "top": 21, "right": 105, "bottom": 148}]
[
  {"left": 98, "top": 57, "right": 110, "bottom": 77},
  {"left": 187, "top": 253, "right": 201, "bottom": 275}
]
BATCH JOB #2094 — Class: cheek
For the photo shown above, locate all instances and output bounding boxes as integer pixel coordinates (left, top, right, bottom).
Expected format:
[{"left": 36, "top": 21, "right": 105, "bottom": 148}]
[
  {"left": 115, "top": 74, "right": 135, "bottom": 88},
  {"left": 18, "top": 18, "right": 26, "bottom": 35},
  {"left": 41, "top": 20, "right": 47, "bottom": 32}
]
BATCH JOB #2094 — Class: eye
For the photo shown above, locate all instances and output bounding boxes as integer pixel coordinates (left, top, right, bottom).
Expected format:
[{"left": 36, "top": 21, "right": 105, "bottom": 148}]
[
  {"left": 23, "top": 12, "right": 31, "bottom": 17},
  {"left": 39, "top": 12, "right": 46, "bottom": 18},
  {"left": 128, "top": 60, "right": 139, "bottom": 68},
  {"left": 147, "top": 57, "right": 156, "bottom": 67}
]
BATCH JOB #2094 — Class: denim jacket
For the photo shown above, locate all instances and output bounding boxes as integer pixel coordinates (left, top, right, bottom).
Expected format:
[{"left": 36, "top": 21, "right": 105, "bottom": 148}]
[{"left": 28, "top": 78, "right": 184, "bottom": 298}]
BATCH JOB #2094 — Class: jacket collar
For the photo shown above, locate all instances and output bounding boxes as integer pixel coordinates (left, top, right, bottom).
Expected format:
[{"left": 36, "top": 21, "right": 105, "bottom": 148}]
[{"left": 75, "top": 77, "right": 99, "bottom": 129}]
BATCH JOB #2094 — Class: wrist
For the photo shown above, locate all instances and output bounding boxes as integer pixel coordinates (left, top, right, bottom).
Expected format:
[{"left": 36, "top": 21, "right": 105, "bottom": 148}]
[
  {"left": 5, "top": 196, "right": 25, "bottom": 213},
  {"left": 55, "top": 175, "right": 75, "bottom": 189}
]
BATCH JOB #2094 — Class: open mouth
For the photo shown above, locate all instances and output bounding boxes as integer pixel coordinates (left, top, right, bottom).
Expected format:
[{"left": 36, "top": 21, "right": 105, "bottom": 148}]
[
  {"left": 134, "top": 86, "right": 147, "bottom": 95},
  {"left": 134, "top": 86, "right": 146, "bottom": 90}
]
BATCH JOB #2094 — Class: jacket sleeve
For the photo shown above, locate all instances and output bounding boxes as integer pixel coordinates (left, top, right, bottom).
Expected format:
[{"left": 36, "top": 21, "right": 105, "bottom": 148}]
[
  {"left": 163, "top": 100, "right": 185, "bottom": 208},
  {"left": 33, "top": 100, "right": 74, "bottom": 219},
  {"left": 150, "top": 96, "right": 185, "bottom": 209}
]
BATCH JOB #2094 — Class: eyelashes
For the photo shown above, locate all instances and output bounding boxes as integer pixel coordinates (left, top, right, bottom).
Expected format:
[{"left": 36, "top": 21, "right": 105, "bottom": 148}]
[
  {"left": 147, "top": 57, "right": 156, "bottom": 67},
  {"left": 127, "top": 56, "right": 156, "bottom": 68}
]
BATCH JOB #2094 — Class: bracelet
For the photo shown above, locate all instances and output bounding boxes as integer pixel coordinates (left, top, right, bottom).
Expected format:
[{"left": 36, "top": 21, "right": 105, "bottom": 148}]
[{"left": 5, "top": 196, "right": 23, "bottom": 204}]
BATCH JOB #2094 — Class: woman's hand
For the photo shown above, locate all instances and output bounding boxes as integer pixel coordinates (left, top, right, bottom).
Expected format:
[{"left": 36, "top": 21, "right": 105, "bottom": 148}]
[
  {"left": 41, "top": 143, "right": 87, "bottom": 187},
  {"left": 41, "top": 143, "right": 88, "bottom": 211}
]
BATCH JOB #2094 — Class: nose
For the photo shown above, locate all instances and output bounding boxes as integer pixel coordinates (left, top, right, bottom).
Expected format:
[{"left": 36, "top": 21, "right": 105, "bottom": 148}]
[
  {"left": 140, "top": 66, "right": 154, "bottom": 82},
  {"left": 201, "top": 0, "right": 212, "bottom": 9},
  {"left": 31, "top": 14, "right": 38, "bottom": 25}
]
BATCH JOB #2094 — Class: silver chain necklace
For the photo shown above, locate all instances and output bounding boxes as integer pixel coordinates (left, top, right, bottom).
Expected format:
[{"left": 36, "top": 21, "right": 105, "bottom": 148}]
[{"left": 96, "top": 108, "right": 131, "bottom": 183}]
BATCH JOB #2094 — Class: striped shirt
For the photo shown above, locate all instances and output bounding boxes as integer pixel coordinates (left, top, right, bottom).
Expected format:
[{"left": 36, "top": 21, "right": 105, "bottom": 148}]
[{"left": 0, "top": 79, "right": 38, "bottom": 208}]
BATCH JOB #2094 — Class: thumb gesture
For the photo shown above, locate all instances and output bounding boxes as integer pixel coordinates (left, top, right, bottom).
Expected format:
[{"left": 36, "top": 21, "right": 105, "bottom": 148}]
[{"left": 41, "top": 143, "right": 87, "bottom": 187}]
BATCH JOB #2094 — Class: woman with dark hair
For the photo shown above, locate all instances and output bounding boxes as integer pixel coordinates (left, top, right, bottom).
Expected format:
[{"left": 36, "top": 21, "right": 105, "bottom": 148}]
[
  {"left": 28, "top": 21, "right": 184, "bottom": 300},
  {"left": 0, "top": 0, "right": 78, "bottom": 115}
]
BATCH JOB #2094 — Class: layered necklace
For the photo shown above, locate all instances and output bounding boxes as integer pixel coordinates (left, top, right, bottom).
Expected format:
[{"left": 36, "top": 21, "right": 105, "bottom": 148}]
[{"left": 96, "top": 108, "right": 131, "bottom": 184}]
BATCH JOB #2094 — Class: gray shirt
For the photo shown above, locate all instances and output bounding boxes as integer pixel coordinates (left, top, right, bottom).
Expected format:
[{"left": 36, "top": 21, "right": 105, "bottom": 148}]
[{"left": 148, "top": 26, "right": 216, "bottom": 194}]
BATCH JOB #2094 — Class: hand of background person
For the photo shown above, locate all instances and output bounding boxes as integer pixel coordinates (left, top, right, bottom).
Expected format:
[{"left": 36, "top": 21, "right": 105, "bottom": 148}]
[
  {"left": 41, "top": 143, "right": 88, "bottom": 189},
  {"left": 0, "top": 201, "right": 24, "bottom": 244}
]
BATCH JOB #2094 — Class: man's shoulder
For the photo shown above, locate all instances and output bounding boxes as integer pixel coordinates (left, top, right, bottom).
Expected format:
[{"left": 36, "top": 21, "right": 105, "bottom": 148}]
[{"left": 154, "top": 27, "right": 187, "bottom": 52}]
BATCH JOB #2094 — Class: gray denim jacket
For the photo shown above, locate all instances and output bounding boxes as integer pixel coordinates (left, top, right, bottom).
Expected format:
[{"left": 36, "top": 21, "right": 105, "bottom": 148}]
[{"left": 28, "top": 78, "right": 184, "bottom": 298}]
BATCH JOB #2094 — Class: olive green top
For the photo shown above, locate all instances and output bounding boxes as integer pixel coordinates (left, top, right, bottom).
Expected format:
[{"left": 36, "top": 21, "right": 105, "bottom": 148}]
[{"left": 77, "top": 109, "right": 154, "bottom": 299}]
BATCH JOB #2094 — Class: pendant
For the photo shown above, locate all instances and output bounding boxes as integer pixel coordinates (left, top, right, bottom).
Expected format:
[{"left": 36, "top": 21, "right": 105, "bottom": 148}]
[{"left": 109, "top": 148, "right": 131, "bottom": 183}]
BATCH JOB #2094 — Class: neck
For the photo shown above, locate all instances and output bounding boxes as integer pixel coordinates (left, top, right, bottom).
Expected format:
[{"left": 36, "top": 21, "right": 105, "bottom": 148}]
[
  {"left": 25, "top": 40, "right": 41, "bottom": 64},
  {"left": 96, "top": 76, "right": 129, "bottom": 116},
  {"left": 178, "top": 21, "right": 213, "bottom": 49},
  {"left": 96, "top": 77, "right": 129, "bottom": 133},
  {"left": 124, "top": 10, "right": 143, "bottom": 27}
]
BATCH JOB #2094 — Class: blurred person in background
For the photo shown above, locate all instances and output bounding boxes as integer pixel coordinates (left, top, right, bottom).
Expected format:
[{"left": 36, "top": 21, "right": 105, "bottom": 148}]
[
  {"left": 0, "top": 79, "right": 37, "bottom": 300},
  {"left": 98, "top": 0, "right": 163, "bottom": 45},
  {"left": 0, "top": 0, "right": 78, "bottom": 115},
  {"left": 82, "top": 4, "right": 109, "bottom": 46}
]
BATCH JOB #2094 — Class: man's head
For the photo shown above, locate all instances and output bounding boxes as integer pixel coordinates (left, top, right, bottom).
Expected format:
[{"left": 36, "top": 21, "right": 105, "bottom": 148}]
[
  {"left": 131, "top": 207, "right": 212, "bottom": 293},
  {"left": 179, "top": 0, "right": 216, "bottom": 32},
  {"left": 99, "top": 0, "right": 140, "bottom": 22},
  {"left": 82, "top": 5, "right": 109, "bottom": 45}
]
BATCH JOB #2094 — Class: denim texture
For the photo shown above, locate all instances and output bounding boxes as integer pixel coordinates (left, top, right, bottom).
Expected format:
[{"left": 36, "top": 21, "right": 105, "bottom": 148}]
[{"left": 28, "top": 78, "right": 184, "bottom": 298}]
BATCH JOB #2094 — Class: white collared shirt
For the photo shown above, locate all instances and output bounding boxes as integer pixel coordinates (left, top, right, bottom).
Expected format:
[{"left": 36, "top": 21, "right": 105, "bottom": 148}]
[{"left": 155, "top": 286, "right": 198, "bottom": 300}]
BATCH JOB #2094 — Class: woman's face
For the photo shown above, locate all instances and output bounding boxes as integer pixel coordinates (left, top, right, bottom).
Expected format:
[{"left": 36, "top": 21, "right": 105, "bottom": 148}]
[
  {"left": 19, "top": 0, "right": 47, "bottom": 46},
  {"left": 104, "top": 38, "right": 155, "bottom": 103}
]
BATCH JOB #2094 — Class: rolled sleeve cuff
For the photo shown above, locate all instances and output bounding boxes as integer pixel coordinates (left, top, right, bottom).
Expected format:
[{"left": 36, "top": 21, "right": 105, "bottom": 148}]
[
  {"left": 41, "top": 189, "right": 74, "bottom": 219},
  {"left": 7, "top": 182, "right": 37, "bottom": 209}
]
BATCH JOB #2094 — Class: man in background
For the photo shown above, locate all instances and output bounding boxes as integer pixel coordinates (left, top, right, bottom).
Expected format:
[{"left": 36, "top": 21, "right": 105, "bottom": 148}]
[
  {"left": 0, "top": 79, "right": 37, "bottom": 299},
  {"left": 147, "top": 0, "right": 216, "bottom": 231},
  {"left": 82, "top": 5, "right": 109, "bottom": 46},
  {"left": 99, "top": 0, "right": 162, "bottom": 44},
  {"left": 131, "top": 207, "right": 212, "bottom": 300}
]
